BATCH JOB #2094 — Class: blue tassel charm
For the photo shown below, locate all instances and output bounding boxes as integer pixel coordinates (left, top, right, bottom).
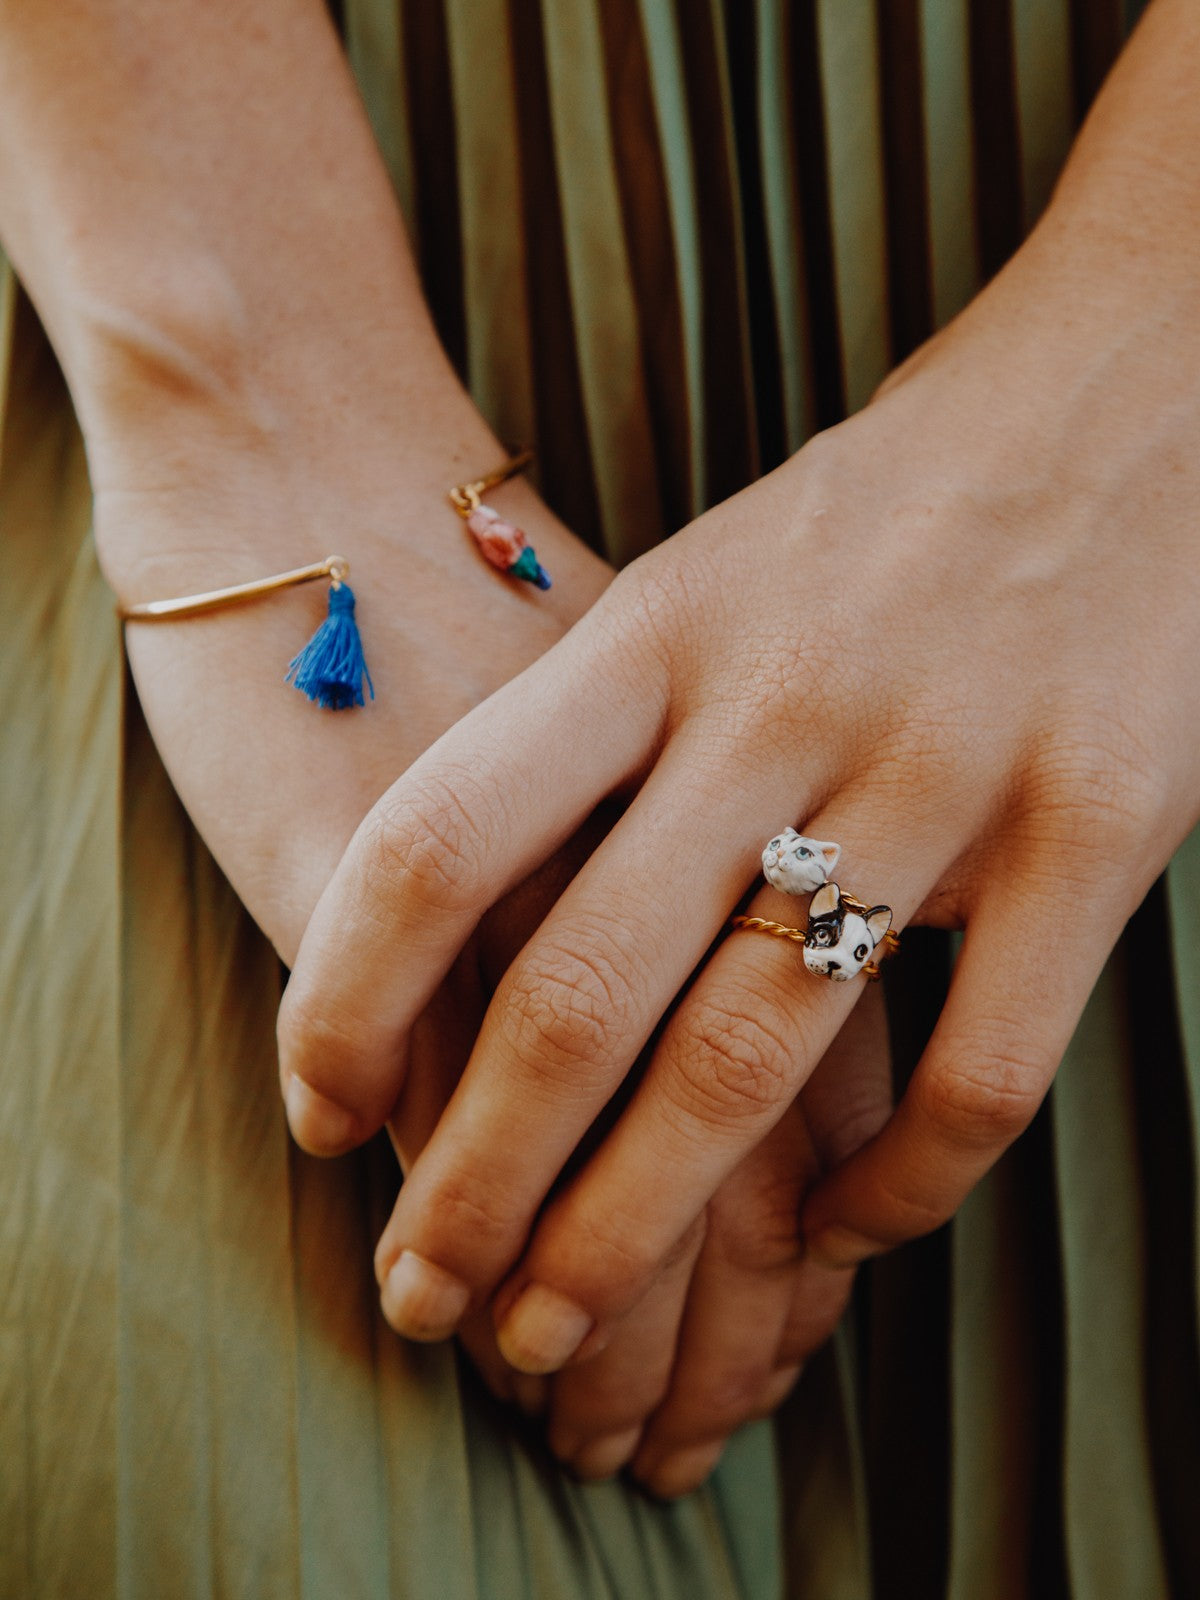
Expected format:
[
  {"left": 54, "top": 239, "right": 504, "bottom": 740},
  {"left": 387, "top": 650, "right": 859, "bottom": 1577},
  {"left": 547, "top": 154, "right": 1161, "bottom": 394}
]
[{"left": 285, "top": 578, "right": 374, "bottom": 709}]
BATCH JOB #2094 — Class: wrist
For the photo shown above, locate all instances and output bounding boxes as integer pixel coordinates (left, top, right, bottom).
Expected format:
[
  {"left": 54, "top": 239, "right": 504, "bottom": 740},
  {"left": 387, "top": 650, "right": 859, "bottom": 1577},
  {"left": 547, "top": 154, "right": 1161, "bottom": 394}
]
[
  {"left": 871, "top": 203, "right": 1200, "bottom": 511},
  {"left": 89, "top": 328, "right": 610, "bottom": 642}
]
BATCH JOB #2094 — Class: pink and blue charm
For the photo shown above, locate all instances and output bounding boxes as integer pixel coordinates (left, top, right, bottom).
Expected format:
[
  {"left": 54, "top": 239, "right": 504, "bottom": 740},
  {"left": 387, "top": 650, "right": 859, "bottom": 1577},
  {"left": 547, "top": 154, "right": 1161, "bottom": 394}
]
[
  {"left": 449, "top": 448, "right": 552, "bottom": 591},
  {"left": 465, "top": 503, "right": 552, "bottom": 590}
]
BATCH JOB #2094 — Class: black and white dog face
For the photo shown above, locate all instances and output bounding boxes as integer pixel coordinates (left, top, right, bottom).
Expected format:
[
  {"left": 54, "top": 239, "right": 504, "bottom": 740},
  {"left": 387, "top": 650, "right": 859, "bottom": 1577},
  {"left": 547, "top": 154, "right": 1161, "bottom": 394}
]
[
  {"left": 803, "top": 883, "right": 893, "bottom": 981},
  {"left": 761, "top": 828, "right": 840, "bottom": 896}
]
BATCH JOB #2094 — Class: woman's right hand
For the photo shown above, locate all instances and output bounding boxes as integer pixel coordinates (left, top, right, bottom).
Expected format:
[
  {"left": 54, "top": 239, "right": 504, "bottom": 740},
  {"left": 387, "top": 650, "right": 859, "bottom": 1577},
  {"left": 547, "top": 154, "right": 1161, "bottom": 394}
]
[
  {"left": 0, "top": 0, "right": 610, "bottom": 970},
  {"left": 92, "top": 371, "right": 608, "bottom": 970}
]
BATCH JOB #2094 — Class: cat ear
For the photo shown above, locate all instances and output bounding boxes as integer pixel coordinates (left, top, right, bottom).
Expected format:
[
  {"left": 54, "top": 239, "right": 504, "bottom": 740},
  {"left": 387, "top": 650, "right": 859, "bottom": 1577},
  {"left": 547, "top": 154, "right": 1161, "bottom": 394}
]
[
  {"left": 810, "top": 882, "right": 840, "bottom": 918},
  {"left": 817, "top": 840, "right": 841, "bottom": 870},
  {"left": 865, "top": 905, "right": 893, "bottom": 943}
]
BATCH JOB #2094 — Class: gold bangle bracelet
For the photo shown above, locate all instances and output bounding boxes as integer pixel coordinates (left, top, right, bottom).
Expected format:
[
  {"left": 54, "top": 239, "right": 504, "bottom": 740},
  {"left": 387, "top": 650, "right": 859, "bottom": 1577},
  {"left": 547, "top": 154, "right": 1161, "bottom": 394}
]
[{"left": 117, "top": 555, "right": 349, "bottom": 622}]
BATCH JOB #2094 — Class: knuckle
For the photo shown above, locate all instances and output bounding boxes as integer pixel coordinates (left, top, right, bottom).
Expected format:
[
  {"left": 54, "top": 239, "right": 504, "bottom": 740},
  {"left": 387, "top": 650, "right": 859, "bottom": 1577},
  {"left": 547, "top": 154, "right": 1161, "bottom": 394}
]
[
  {"left": 867, "top": 1167, "right": 953, "bottom": 1239},
  {"left": 868, "top": 717, "right": 965, "bottom": 809},
  {"left": 672, "top": 997, "right": 799, "bottom": 1131},
  {"left": 921, "top": 1038, "right": 1047, "bottom": 1145},
  {"left": 550, "top": 1204, "right": 695, "bottom": 1317},
  {"left": 1024, "top": 733, "right": 1163, "bottom": 863},
  {"left": 500, "top": 926, "right": 638, "bottom": 1085},
  {"left": 362, "top": 773, "right": 489, "bottom": 913},
  {"left": 554, "top": 1368, "right": 670, "bottom": 1441},
  {"left": 417, "top": 1170, "right": 521, "bottom": 1270},
  {"left": 277, "top": 985, "right": 372, "bottom": 1097},
  {"left": 673, "top": 1361, "right": 777, "bottom": 1439},
  {"left": 578, "top": 1208, "right": 666, "bottom": 1288},
  {"left": 708, "top": 1176, "right": 804, "bottom": 1274}
]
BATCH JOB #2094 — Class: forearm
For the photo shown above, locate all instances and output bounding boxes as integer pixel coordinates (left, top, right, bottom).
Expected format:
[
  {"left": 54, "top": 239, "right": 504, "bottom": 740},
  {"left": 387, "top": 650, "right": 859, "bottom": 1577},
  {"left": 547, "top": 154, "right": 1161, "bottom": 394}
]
[
  {"left": 0, "top": 0, "right": 459, "bottom": 430},
  {"left": 1044, "top": 0, "right": 1200, "bottom": 284},
  {"left": 0, "top": 0, "right": 614, "bottom": 616},
  {"left": 950, "top": 0, "right": 1200, "bottom": 398},
  {"left": 0, "top": 6, "right": 612, "bottom": 960}
]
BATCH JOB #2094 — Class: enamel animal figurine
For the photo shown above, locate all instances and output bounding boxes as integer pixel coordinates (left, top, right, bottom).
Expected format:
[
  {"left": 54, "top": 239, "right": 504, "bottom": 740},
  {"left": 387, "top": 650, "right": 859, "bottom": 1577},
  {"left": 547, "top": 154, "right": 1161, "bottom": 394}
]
[
  {"left": 464, "top": 502, "right": 551, "bottom": 589},
  {"left": 803, "top": 883, "right": 893, "bottom": 981},
  {"left": 762, "top": 829, "right": 841, "bottom": 895}
]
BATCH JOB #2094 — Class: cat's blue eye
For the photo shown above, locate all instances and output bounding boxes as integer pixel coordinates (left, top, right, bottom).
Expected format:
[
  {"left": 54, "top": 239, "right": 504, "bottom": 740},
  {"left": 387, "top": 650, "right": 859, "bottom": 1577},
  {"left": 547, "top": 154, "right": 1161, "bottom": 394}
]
[
  {"left": 769, "top": 838, "right": 780, "bottom": 849},
  {"left": 796, "top": 847, "right": 811, "bottom": 858}
]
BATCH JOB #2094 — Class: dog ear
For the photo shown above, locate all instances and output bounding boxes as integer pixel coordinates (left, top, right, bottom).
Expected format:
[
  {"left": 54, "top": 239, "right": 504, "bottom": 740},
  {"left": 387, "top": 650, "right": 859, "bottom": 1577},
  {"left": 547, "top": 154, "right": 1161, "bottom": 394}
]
[
  {"left": 810, "top": 882, "right": 840, "bottom": 918},
  {"left": 816, "top": 839, "right": 841, "bottom": 870},
  {"left": 865, "top": 905, "right": 893, "bottom": 943}
]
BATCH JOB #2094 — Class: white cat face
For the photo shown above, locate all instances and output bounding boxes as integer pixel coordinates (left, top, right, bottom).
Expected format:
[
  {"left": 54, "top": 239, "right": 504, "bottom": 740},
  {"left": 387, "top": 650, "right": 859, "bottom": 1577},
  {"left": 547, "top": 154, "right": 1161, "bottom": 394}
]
[
  {"left": 802, "top": 883, "right": 893, "bottom": 981},
  {"left": 762, "top": 829, "right": 840, "bottom": 896}
]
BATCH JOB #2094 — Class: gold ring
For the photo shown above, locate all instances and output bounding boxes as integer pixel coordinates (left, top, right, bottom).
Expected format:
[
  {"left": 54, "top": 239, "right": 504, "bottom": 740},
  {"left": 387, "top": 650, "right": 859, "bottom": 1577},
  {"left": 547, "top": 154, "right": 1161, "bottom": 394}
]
[{"left": 734, "top": 829, "right": 900, "bottom": 981}]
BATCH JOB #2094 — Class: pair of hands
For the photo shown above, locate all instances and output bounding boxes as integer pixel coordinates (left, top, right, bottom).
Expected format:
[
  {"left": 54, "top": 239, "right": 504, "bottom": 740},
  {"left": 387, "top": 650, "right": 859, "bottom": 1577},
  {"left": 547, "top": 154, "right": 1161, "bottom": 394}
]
[
  {"left": 272, "top": 223, "right": 1200, "bottom": 1490},
  {"left": 12, "top": 0, "right": 1194, "bottom": 1509},
  {"left": 98, "top": 371, "right": 859, "bottom": 1495},
  {"left": 100, "top": 188, "right": 1200, "bottom": 1501}
]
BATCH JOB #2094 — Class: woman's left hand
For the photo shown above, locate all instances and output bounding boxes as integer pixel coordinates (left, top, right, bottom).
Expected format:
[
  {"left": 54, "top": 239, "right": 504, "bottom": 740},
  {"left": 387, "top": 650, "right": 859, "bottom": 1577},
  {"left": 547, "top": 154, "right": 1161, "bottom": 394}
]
[{"left": 278, "top": 166, "right": 1200, "bottom": 1388}]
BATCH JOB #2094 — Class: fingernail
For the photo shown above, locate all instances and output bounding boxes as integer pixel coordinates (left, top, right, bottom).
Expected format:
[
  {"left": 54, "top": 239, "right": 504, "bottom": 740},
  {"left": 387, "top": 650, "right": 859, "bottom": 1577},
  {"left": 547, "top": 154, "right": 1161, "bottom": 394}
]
[
  {"left": 496, "top": 1284, "right": 594, "bottom": 1374},
  {"left": 571, "top": 1426, "right": 642, "bottom": 1481},
  {"left": 642, "top": 1441, "right": 725, "bottom": 1500},
  {"left": 284, "top": 1075, "right": 357, "bottom": 1153},
  {"left": 510, "top": 1374, "right": 549, "bottom": 1418},
  {"left": 381, "top": 1250, "right": 470, "bottom": 1340},
  {"left": 805, "top": 1224, "right": 881, "bottom": 1270}
]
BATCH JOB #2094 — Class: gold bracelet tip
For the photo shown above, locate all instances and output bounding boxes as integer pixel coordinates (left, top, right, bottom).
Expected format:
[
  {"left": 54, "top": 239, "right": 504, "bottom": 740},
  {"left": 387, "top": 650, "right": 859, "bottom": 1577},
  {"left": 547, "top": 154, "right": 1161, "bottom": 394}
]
[{"left": 117, "top": 555, "right": 349, "bottom": 621}]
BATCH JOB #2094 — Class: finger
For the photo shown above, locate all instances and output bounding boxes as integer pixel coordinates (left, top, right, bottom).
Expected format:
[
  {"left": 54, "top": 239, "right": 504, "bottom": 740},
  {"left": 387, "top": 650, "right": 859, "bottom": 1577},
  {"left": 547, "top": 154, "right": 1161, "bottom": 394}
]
[
  {"left": 631, "top": 1106, "right": 815, "bottom": 1494},
  {"left": 371, "top": 744, "right": 813, "bottom": 1344},
  {"left": 634, "top": 1371, "right": 807, "bottom": 1503},
  {"left": 774, "top": 1260, "right": 855, "bottom": 1369},
  {"left": 631, "top": 1000, "right": 889, "bottom": 1497},
  {"left": 798, "top": 975, "right": 893, "bottom": 1171},
  {"left": 491, "top": 802, "right": 939, "bottom": 1371},
  {"left": 555, "top": 1000, "right": 889, "bottom": 1492},
  {"left": 277, "top": 615, "right": 667, "bottom": 1154},
  {"left": 385, "top": 944, "right": 484, "bottom": 1173},
  {"left": 384, "top": 928, "right": 553, "bottom": 1416},
  {"left": 456, "top": 1308, "right": 521, "bottom": 1407},
  {"left": 543, "top": 1219, "right": 704, "bottom": 1482},
  {"left": 764, "top": 986, "right": 891, "bottom": 1365},
  {"left": 801, "top": 849, "right": 1131, "bottom": 1267}
]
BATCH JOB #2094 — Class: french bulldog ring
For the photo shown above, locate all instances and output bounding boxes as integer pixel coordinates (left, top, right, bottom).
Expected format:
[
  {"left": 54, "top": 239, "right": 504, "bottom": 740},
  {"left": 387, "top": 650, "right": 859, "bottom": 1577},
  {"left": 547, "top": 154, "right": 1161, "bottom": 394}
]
[{"left": 731, "top": 830, "right": 900, "bottom": 982}]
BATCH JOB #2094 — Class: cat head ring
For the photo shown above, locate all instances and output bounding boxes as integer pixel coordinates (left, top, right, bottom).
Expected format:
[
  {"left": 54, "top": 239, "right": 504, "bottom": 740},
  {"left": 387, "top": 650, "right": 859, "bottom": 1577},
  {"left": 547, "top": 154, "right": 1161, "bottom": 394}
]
[
  {"left": 731, "top": 829, "right": 899, "bottom": 981},
  {"left": 761, "top": 827, "right": 841, "bottom": 895}
]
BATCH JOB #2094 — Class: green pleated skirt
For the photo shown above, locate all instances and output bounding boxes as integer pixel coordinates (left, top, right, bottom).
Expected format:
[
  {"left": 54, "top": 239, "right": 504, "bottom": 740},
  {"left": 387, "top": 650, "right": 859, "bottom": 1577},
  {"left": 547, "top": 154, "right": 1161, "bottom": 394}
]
[{"left": 4, "top": 2, "right": 1198, "bottom": 1596}]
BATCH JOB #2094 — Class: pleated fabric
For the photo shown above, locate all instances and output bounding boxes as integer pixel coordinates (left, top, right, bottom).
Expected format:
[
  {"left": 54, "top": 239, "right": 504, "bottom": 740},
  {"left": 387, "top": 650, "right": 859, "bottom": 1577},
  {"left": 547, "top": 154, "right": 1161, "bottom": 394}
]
[{"left": 4, "top": 1, "right": 1198, "bottom": 1596}]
